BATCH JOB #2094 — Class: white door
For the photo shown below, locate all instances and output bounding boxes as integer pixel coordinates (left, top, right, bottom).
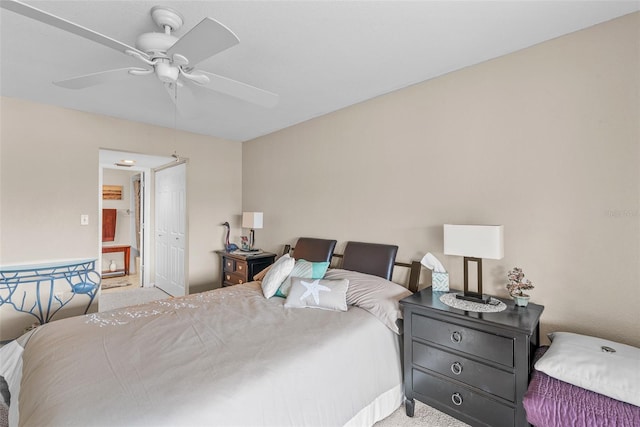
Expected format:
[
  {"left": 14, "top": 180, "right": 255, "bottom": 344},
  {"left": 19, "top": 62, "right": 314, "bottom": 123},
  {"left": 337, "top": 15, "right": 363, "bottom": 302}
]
[
  {"left": 154, "top": 162, "right": 187, "bottom": 296},
  {"left": 131, "top": 173, "right": 144, "bottom": 286}
]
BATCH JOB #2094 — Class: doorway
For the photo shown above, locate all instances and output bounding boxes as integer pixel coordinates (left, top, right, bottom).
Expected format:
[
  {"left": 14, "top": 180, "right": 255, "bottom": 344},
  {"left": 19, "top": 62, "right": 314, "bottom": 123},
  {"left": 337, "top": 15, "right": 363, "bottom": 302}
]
[
  {"left": 98, "top": 149, "right": 187, "bottom": 299},
  {"left": 101, "top": 168, "right": 143, "bottom": 290}
]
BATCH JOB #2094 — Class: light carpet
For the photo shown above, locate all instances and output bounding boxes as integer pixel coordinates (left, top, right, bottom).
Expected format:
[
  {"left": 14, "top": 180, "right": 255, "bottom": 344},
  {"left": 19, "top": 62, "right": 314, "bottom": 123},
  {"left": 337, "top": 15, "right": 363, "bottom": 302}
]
[
  {"left": 375, "top": 401, "right": 469, "bottom": 427},
  {"left": 99, "top": 287, "right": 171, "bottom": 312},
  {"left": 101, "top": 278, "right": 132, "bottom": 289}
]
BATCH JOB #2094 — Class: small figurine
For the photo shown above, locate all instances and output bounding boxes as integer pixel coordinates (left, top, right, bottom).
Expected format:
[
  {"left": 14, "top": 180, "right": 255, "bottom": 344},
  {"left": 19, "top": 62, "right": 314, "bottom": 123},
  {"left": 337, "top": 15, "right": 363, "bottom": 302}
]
[{"left": 221, "top": 222, "right": 238, "bottom": 252}]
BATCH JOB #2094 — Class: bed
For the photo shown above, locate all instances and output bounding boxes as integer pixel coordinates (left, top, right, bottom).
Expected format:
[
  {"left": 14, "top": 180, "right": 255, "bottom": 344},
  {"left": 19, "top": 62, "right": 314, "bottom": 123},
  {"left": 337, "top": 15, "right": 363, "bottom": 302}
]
[
  {"left": 0, "top": 238, "right": 421, "bottom": 427},
  {"left": 523, "top": 332, "right": 640, "bottom": 427}
]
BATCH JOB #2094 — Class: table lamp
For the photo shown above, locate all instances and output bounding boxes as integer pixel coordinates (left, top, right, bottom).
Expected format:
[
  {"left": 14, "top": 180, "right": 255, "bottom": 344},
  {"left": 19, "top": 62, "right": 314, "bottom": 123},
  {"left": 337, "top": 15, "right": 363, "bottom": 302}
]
[
  {"left": 242, "top": 212, "right": 263, "bottom": 251},
  {"left": 444, "top": 224, "right": 504, "bottom": 304}
]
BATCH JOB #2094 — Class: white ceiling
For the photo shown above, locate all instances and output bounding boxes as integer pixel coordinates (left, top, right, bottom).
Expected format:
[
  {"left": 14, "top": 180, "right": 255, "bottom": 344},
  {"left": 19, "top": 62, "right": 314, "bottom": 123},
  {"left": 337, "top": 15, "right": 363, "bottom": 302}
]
[{"left": 2, "top": 1, "right": 638, "bottom": 142}]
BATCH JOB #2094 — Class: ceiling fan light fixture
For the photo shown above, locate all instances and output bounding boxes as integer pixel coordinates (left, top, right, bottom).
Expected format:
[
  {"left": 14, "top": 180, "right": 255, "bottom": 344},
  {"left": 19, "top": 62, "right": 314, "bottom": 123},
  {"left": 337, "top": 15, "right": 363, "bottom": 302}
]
[
  {"left": 115, "top": 159, "right": 136, "bottom": 167},
  {"left": 155, "top": 60, "right": 179, "bottom": 83}
]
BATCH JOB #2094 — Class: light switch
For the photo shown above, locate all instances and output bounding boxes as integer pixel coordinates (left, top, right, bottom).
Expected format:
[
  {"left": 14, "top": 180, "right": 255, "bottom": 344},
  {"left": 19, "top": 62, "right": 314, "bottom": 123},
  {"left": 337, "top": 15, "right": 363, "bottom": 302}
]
[{"left": 80, "top": 214, "right": 89, "bottom": 225}]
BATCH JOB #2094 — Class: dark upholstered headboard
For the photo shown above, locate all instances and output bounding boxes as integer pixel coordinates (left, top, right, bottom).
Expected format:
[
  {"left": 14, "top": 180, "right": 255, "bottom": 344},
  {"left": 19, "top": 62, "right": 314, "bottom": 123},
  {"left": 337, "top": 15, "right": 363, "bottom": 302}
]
[
  {"left": 285, "top": 237, "right": 337, "bottom": 263},
  {"left": 341, "top": 241, "right": 398, "bottom": 281},
  {"left": 284, "top": 238, "right": 421, "bottom": 292}
]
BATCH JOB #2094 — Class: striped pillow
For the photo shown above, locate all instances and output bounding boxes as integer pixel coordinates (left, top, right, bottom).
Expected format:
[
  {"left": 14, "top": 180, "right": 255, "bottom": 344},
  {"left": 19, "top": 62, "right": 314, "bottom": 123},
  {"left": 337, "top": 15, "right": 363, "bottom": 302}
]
[{"left": 275, "top": 259, "right": 330, "bottom": 297}]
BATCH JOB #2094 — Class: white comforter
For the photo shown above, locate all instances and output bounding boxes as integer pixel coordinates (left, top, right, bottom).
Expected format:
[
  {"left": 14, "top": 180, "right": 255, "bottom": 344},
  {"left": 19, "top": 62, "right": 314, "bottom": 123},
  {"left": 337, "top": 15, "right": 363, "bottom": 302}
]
[{"left": 9, "top": 282, "right": 403, "bottom": 427}]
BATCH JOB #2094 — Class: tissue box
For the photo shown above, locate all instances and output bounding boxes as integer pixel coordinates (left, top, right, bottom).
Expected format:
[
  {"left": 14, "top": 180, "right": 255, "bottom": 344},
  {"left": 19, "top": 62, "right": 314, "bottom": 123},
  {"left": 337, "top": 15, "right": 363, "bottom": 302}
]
[{"left": 432, "top": 272, "right": 449, "bottom": 292}]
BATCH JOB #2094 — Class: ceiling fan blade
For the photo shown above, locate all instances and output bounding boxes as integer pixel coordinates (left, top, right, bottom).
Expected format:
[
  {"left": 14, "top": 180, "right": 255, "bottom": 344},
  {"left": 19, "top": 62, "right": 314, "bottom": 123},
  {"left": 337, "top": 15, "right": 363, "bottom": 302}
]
[
  {"left": 163, "top": 81, "right": 200, "bottom": 118},
  {"left": 167, "top": 17, "right": 239, "bottom": 67},
  {"left": 195, "top": 71, "right": 279, "bottom": 108},
  {"left": 1, "top": 0, "right": 150, "bottom": 60},
  {"left": 53, "top": 68, "right": 148, "bottom": 89}
]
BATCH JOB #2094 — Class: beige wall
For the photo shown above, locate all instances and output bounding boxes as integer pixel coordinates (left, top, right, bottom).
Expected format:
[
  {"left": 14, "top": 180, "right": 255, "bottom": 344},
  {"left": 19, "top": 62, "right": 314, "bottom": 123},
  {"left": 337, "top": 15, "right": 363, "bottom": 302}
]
[
  {"left": 0, "top": 98, "right": 242, "bottom": 338},
  {"left": 243, "top": 13, "right": 640, "bottom": 346}
]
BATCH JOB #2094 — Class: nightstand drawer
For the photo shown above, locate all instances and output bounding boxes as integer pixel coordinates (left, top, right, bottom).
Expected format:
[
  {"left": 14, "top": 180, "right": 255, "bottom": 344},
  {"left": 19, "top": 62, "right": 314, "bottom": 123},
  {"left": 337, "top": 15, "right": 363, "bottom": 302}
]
[
  {"left": 223, "top": 258, "right": 235, "bottom": 272},
  {"left": 413, "top": 341, "right": 515, "bottom": 401},
  {"left": 223, "top": 258, "right": 248, "bottom": 274},
  {"left": 413, "top": 369, "right": 514, "bottom": 427},
  {"left": 217, "top": 251, "right": 276, "bottom": 288},
  {"left": 223, "top": 273, "right": 246, "bottom": 286},
  {"left": 412, "top": 314, "right": 514, "bottom": 367}
]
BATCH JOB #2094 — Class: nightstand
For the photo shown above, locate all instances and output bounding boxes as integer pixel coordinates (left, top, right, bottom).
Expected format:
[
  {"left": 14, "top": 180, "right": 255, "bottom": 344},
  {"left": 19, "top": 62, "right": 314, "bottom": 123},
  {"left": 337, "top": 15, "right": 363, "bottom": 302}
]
[
  {"left": 400, "top": 287, "right": 544, "bottom": 427},
  {"left": 216, "top": 250, "right": 276, "bottom": 287}
]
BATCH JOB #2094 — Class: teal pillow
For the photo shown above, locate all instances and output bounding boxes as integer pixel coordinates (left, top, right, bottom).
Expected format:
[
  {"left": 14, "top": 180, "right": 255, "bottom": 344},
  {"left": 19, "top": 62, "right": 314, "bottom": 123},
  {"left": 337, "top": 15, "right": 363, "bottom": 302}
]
[{"left": 275, "top": 259, "right": 330, "bottom": 297}]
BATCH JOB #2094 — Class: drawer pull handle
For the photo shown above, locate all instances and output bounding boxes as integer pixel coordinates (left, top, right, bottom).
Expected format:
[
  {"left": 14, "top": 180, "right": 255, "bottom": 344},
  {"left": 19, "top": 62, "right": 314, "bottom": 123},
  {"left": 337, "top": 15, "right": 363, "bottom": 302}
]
[
  {"left": 451, "top": 392, "right": 463, "bottom": 406},
  {"left": 238, "top": 265, "right": 243, "bottom": 270},
  {"left": 451, "top": 331, "right": 462, "bottom": 343},
  {"left": 239, "top": 280, "right": 243, "bottom": 284},
  {"left": 451, "top": 362, "right": 463, "bottom": 375},
  {"left": 226, "top": 275, "right": 230, "bottom": 280}
]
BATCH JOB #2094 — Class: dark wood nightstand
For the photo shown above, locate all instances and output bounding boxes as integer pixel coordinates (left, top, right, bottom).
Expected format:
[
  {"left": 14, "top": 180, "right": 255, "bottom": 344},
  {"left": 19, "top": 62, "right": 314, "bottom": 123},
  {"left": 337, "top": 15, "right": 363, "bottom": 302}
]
[
  {"left": 216, "top": 250, "right": 276, "bottom": 287},
  {"left": 400, "top": 287, "right": 544, "bottom": 427}
]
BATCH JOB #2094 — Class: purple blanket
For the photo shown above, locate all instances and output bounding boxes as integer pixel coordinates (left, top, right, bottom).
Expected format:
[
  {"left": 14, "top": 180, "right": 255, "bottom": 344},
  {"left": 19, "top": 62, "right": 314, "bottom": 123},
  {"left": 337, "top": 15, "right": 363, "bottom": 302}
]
[{"left": 523, "top": 347, "right": 640, "bottom": 427}]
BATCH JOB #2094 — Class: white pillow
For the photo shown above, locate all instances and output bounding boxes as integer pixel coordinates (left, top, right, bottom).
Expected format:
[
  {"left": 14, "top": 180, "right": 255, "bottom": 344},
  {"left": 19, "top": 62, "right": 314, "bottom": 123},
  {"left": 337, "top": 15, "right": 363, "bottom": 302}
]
[
  {"left": 323, "top": 268, "right": 412, "bottom": 334},
  {"left": 534, "top": 332, "right": 640, "bottom": 406},
  {"left": 260, "top": 254, "right": 295, "bottom": 298},
  {"left": 284, "top": 277, "right": 349, "bottom": 311}
]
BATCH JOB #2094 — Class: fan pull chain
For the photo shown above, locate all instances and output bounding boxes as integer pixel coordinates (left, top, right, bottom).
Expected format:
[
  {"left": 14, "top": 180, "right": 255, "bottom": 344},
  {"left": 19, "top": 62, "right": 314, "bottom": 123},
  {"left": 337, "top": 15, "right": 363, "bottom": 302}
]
[{"left": 173, "top": 83, "right": 178, "bottom": 148}]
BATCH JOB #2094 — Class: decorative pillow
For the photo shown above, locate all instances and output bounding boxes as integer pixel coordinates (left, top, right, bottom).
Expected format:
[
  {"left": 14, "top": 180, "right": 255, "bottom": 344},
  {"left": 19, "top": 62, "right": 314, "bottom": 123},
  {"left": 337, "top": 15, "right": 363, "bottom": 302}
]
[
  {"left": 534, "top": 332, "right": 640, "bottom": 406},
  {"left": 284, "top": 277, "right": 349, "bottom": 311},
  {"left": 260, "top": 254, "right": 295, "bottom": 298},
  {"left": 275, "top": 259, "right": 330, "bottom": 297},
  {"left": 252, "top": 264, "right": 271, "bottom": 282},
  {"left": 323, "top": 269, "right": 412, "bottom": 334}
]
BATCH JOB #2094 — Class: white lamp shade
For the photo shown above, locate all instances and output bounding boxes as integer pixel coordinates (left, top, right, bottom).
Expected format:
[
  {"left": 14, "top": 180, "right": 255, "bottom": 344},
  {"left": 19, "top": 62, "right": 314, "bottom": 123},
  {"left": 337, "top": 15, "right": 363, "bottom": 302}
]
[
  {"left": 242, "top": 212, "right": 263, "bottom": 229},
  {"left": 443, "top": 224, "right": 504, "bottom": 260}
]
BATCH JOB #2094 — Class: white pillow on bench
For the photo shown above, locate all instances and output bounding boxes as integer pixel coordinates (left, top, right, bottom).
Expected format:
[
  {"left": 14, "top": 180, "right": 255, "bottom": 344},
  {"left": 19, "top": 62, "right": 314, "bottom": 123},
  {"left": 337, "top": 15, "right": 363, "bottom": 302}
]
[{"left": 534, "top": 332, "right": 640, "bottom": 406}]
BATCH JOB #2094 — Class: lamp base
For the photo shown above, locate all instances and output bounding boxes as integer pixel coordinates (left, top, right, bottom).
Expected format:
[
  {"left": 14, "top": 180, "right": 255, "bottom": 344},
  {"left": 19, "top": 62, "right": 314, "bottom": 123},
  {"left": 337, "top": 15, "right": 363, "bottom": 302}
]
[{"left": 455, "top": 292, "right": 491, "bottom": 304}]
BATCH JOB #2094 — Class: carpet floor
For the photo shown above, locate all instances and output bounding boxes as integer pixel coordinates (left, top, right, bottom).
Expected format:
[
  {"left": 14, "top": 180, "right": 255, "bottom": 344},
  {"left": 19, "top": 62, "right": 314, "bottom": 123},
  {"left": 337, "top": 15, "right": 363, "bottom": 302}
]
[
  {"left": 101, "top": 278, "right": 132, "bottom": 289},
  {"left": 101, "top": 272, "right": 141, "bottom": 290},
  {"left": 376, "top": 401, "right": 469, "bottom": 426},
  {"left": 99, "top": 286, "right": 171, "bottom": 312}
]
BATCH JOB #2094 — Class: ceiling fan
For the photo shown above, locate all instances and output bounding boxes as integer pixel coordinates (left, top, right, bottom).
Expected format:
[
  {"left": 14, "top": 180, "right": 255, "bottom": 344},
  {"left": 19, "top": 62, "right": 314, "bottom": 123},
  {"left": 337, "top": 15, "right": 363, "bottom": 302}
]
[{"left": 1, "top": 0, "right": 279, "bottom": 113}]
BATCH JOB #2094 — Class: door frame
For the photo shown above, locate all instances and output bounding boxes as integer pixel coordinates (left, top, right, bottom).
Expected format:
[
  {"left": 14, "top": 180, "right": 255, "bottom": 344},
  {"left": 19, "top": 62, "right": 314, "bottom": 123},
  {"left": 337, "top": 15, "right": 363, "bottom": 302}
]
[
  {"left": 98, "top": 149, "right": 178, "bottom": 289},
  {"left": 130, "top": 173, "right": 143, "bottom": 281}
]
